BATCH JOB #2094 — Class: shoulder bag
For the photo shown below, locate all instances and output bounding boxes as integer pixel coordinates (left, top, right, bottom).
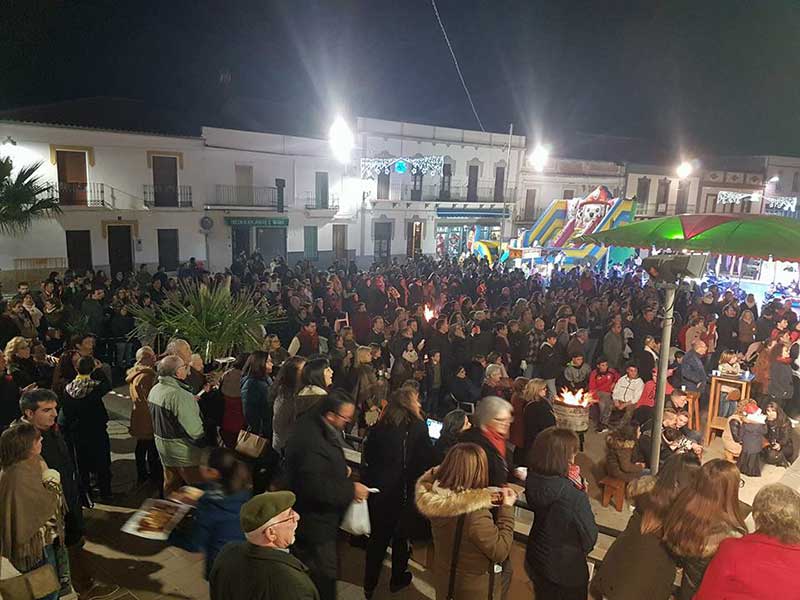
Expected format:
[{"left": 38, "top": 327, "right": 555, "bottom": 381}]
[
  {"left": 0, "top": 536, "right": 60, "bottom": 600},
  {"left": 446, "top": 515, "right": 466, "bottom": 600}
]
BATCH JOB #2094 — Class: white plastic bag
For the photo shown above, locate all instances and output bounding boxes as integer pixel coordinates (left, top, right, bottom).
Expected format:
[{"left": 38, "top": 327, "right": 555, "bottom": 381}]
[{"left": 341, "top": 500, "right": 371, "bottom": 536}]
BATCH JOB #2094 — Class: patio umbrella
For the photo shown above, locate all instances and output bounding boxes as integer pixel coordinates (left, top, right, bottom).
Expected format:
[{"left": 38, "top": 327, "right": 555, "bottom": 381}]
[{"left": 575, "top": 213, "right": 800, "bottom": 261}]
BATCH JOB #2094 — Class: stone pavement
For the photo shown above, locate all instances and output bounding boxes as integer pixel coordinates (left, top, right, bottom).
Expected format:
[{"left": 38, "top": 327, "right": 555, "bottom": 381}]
[{"left": 3, "top": 386, "right": 793, "bottom": 600}]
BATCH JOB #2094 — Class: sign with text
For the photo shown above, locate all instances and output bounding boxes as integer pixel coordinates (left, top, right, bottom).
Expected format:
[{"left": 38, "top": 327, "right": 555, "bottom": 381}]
[{"left": 223, "top": 217, "right": 289, "bottom": 227}]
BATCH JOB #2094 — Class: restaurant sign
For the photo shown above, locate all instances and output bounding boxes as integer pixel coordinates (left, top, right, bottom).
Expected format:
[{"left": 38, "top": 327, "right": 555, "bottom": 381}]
[{"left": 223, "top": 217, "right": 289, "bottom": 227}]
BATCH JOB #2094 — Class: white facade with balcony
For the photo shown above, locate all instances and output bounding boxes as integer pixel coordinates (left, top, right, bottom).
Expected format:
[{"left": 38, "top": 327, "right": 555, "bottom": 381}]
[{"left": 357, "top": 118, "right": 527, "bottom": 261}]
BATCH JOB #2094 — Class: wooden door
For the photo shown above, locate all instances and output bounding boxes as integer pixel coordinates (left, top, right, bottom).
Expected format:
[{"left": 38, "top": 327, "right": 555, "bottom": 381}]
[
  {"left": 235, "top": 164, "right": 254, "bottom": 205},
  {"left": 494, "top": 166, "right": 505, "bottom": 202},
  {"left": 333, "top": 224, "right": 347, "bottom": 259},
  {"left": 315, "top": 172, "right": 329, "bottom": 208},
  {"left": 231, "top": 225, "right": 251, "bottom": 261},
  {"left": 157, "top": 229, "right": 179, "bottom": 271},
  {"left": 467, "top": 165, "right": 479, "bottom": 201},
  {"left": 374, "top": 222, "right": 391, "bottom": 264},
  {"left": 107, "top": 225, "right": 133, "bottom": 276},
  {"left": 56, "top": 151, "right": 87, "bottom": 205},
  {"left": 152, "top": 156, "right": 178, "bottom": 207},
  {"left": 65, "top": 230, "right": 92, "bottom": 272}
]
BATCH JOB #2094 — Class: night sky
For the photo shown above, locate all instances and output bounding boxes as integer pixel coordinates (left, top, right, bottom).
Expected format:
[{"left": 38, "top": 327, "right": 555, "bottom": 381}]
[{"left": 2, "top": 0, "right": 800, "bottom": 156}]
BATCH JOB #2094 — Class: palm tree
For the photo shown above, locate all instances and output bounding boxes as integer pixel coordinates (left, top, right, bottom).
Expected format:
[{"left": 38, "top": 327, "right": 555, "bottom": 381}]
[{"left": 0, "top": 157, "right": 61, "bottom": 235}]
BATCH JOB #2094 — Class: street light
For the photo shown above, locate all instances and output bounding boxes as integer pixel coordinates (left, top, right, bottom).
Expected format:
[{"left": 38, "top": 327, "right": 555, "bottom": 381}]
[
  {"left": 768, "top": 175, "right": 780, "bottom": 184},
  {"left": 676, "top": 161, "right": 693, "bottom": 179},
  {"left": 527, "top": 145, "right": 550, "bottom": 172},
  {"left": 329, "top": 116, "right": 354, "bottom": 164}
]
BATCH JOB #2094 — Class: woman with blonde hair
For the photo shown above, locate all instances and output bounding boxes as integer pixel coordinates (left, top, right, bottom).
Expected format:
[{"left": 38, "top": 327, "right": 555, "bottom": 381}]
[
  {"left": 521, "top": 378, "right": 555, "bottom": 465},
  {"left": 696, "top": 483, "right": 800, "bottom": 598},
  {"left": 416, "top": 443, "right": 516, "bottom": 600},
  {"left": 348, "top": 345, "right": 387, "bottom": 429},
  {"left": 662, "top": 459, "right": 747, "bottom": 600},
  {"left": 5, "top": 335, "right": 37, "bottom": 389}
]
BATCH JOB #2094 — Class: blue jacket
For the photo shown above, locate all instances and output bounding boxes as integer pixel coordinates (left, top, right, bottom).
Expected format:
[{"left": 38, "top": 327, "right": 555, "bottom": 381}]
[
  {"left": 681, "top": 350, "right": 707, "bottom": 391},
  {"left": 170, "top": 485, "right": 251, "bottom": 578},
  {"left": 524, "top": 472, "right": 598, "bottom": 587},
  {"left": 241, "top": 375, "right": 272, "bottom": 438}
]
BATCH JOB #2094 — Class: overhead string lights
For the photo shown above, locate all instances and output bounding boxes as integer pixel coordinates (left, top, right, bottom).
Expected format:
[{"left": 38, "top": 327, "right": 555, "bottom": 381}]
[
  {"left": 360, "top": 155, "right": 444, "bottom": 179},
  {"left": 717, "top": 190, "right": 797, "bottom": 212}
]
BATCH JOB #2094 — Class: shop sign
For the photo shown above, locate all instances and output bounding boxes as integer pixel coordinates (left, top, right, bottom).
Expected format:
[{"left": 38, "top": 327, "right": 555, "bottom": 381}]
[{"left": 223, "top": 217, "right": 289, "bottom": 227}]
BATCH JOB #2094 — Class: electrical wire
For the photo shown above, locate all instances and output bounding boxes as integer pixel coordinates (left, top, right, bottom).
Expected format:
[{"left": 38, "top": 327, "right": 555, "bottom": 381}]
[{"left": 429, "top": 0, "right": 485, "bottom": 132}]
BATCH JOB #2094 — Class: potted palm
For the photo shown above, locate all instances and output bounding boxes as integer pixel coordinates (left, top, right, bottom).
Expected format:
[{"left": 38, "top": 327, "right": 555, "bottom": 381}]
[{"left": 0, "top": 157, "right": 60, "bottom": 235}]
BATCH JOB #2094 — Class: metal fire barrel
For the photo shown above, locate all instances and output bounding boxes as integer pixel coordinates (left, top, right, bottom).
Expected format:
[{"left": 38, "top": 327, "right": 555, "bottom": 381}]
[{"left": 552, "top": 401, "right": 590, "bottom": 433}]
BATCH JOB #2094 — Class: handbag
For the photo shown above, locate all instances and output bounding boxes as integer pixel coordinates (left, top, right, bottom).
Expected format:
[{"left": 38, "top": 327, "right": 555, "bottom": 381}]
[
  {"left": 0, "top": 535, "right": 60, "bottom": 600},
  {"left": 236, "top": 428, "right": 269, "bottom": 459}
]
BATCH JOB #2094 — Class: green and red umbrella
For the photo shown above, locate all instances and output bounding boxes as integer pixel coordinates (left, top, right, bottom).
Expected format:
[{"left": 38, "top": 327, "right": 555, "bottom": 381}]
[{"left": 575, "top": 213, "right": 800, "bottom": 261}]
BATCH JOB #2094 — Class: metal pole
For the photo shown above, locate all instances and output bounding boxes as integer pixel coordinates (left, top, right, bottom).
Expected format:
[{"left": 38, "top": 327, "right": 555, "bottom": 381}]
[
  {"left": 503, "top": 123, "right": 513, "bottom": 241},
  {"left": 650, "top": 283, "right": 677, "bottom": 474}
]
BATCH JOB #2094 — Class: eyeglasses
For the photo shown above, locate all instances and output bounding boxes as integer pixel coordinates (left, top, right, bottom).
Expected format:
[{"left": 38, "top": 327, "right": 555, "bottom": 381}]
[
  {"left": 335, "top": 412, "right": 353, "bottom": 423},
  {"left": 268, "top": 510, "right": 298, "bottom": 527},
  {"left": 493, "top": 416, "right": 513, "bottom": 424}
]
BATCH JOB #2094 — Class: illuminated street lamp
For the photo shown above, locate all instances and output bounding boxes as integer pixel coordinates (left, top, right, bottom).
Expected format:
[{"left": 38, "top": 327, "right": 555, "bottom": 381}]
[
  {"left": 527, "top": 145, "right": 550, "bottom": 172},
  {"left": 329, "top": 116, "right": 354, "bottom": 164},
  {"left": 676, "top": 161, "right": 693, "bottom": 179},
  {"left": 768, "top": 175, "right": 780, "bottom": 184}
]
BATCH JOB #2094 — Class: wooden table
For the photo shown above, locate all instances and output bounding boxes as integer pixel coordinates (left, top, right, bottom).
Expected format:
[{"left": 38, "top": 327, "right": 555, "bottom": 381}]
[{"left": 705, "top": 374, "right": 753, "bottom": 446}]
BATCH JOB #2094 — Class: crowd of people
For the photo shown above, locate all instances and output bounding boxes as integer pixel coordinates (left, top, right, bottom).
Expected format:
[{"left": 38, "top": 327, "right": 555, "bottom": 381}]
[{"left": 1, "top": 251, "right": 800, "bottom": 600}]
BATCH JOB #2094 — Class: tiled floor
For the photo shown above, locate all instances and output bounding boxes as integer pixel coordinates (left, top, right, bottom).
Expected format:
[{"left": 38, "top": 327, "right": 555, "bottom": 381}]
[{"left": 4, "top": 387, "right": 790, "bottom": 600}]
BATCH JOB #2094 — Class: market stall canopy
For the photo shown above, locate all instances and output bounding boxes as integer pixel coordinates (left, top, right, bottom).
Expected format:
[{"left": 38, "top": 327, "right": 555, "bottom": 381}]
[{"left": 575, "top": 213, "right": 800, "bottom": 261}]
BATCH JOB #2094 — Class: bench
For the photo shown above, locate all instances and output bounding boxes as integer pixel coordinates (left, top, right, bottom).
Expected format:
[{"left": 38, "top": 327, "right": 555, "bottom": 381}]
[{"left": 599, "top": 476, "right": 626, "bottom": 512}]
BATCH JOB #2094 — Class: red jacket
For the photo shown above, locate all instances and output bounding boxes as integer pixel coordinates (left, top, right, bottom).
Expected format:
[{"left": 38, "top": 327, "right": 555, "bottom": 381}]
[
  {"left": 695, "top": 533, "right": 800, "bottom": 600},
  {"left": 589, "top": 368, "right": 619, "bottom": 395}
]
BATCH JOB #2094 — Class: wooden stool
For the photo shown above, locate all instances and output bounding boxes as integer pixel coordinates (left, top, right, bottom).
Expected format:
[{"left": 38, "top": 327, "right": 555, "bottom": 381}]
[
  {"left": 686, "top": 391, "right": 701, "bottom": 431},
  {"left": 600, "top": 476, "right": 626, "bottom": 512}
]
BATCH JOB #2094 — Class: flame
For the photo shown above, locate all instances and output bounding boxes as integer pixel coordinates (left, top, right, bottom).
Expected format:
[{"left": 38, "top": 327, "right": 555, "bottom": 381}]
[
  {"left": 558, "top": 388, "right": 592, "bottom": 407},
  {"left": 424, "top": 305, "right": 435, "bottom": 322}
]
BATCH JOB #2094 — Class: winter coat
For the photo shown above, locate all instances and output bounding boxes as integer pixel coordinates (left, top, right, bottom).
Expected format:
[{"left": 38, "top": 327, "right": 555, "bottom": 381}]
[
  {"left": 148, "top": 375, "right": 205, "bottom": 467},
  {"left": 605, "top": 436, "right": 645, "bottom": 482},
  {"left": 210, "top": 542, "right": 319, "bottom": 600},
  {"left": 241, "top": 375, "right": 272, "bottom": 439},
  {"left": 768, "top": 360, "right": 793, "bottom": 401},
  {"left": 460, "top": 427, "right": 510, "bottom": 487},
  {"left": 273, "top": 385, "right": 326, "bottom": 452},
  {"left": 722, "top": 414, "right": 744, "bottom": 457},
  {"left": 680, "top": 350, "right": 707, "bottom": 391},
  {"left": 523, "top": 400, "right": 556, "bottom": 458},
  {"left": 0, "top": 373, "right": 20, "bottom": 433},
  {"left": 667, "top": 525, "right": 743, "bottom": 600},
  {"left": 591, "top": 510, "right": 677, "bottom": 600},
  {"left": 59, "top": 371, "right": 112, "bottom": 440},
  {"left": 169, "top": 485, "right": 250, "bottom": 579},
  {"left": 603, "top": 330, "right": 626, "bottom": 372},
  {"left": 449, "top": 376, "right": 481, "bottom": 407},
  {"left": 285, "top": 409, "right": 353, "bottom": 579},
  {"left": 415, "top": 468, "right": 515, "bottom": 600},
  {"left": 390, "top": 358, "right": 417, "bottom": 390},
  {"left": 8, "top": 357, "right": 36, "bottom": 390},
  {"left": 524, "top": 472, "right": 598, "bottom": 588},
  {"left": 539, "top": 342, "right": 563, "bottom": 380},
  {"left": 695, "top": 533, "right": 800, "bottom": 600},
  {"left": 126, "top": 364, "right": 157, "bottom": 440}
]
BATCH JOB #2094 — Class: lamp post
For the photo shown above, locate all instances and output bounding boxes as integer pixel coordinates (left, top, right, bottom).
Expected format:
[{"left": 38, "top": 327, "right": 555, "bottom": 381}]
[
  {"left": 649, "top": 283, "right": 677, "bottom": 474},
  {"left": 528, "top": 145, "right": 550, "bottom": 173}
]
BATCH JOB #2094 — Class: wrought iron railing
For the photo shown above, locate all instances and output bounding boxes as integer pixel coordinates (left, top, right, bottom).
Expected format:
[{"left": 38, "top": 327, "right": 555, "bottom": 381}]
[
  {"left": 143, "top": 184, "right": 193, "bottom": 208},
  {"left": 212, "top": 185, "right": 278, "bottom": 208}
]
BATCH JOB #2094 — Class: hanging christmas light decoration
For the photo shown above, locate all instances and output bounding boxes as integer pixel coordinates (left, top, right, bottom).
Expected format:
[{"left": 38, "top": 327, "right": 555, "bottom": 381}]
[{"left": 360, "top": 155, "right": 444, "bottom": 179}]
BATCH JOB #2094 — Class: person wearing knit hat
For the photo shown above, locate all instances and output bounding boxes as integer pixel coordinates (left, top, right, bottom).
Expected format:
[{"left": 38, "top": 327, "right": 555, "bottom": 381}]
[{"left": 210, "top": 490, "right": 320, "bottom": 600}]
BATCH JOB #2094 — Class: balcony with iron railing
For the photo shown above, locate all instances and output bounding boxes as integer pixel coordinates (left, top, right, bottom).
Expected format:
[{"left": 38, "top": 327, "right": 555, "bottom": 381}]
[
  {"left": 211, "top": 184, "right": 279, "bottom": 209},
  {"left": 41, "top": 181, "right": 147, "bottom": 209},
  {"left": 143, "top": 184, "right": 193, "bottom": 208},
  {"left": 392, "top": 183, "right": 517, "bottom": 203},
  {"left": 299, "top": 192, "right": 340, "bottom": 213}
]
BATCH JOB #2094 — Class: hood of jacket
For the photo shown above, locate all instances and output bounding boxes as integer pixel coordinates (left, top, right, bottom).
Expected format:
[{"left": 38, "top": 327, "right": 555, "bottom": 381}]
[
  {"left": 65, "top": 375, "right": 101, "bottom": 399},
  {"left": 606, "top": 436, "right": 637, "bottom": 451},
  {"left": 415, "top": 467, "right": 495, "bottom": 519},
  {"left": 298, "top": 385, "right": 327, "bottom": 396},
  {"left": 525, "top": 472, "right": 572, "bottom": 509},
  {"left": 125, "top": 364, "right": 156, "bottom": 384}
]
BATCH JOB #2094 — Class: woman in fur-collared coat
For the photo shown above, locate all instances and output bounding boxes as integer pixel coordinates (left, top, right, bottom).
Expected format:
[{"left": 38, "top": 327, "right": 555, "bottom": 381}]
[{"left": 415, "top": 443, "right": 516, "bottom": 600}]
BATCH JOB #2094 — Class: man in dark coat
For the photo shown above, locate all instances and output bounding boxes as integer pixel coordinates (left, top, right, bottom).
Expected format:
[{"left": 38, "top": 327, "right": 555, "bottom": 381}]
[
  {"left": 539, "top": 331, "right": 563, "bottom": 397},
  {"left": 211, "top": 490, "right": 319, "bottom": 600},
  {"left": 285, "top": 391, "right": 370, "bottom": 600}
]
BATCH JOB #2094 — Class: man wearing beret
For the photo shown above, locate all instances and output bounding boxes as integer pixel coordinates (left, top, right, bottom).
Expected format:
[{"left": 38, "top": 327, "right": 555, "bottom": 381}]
[{"left": 210, "top": 490, "right": 319, "bottom": 600}]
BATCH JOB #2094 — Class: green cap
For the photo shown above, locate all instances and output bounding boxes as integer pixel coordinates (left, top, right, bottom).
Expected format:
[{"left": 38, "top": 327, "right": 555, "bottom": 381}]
[{"left": 240, "top": 490, "right": 296, "bottom": 533}]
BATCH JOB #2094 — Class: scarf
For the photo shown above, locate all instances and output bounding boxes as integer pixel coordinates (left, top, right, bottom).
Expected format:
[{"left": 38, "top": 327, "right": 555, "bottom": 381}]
[
  {"left": 483, "top": 428, "right": 507, "bottom": 460},
  {"left": 0, "top": 456, "right": 61, "bottom": 570}
]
